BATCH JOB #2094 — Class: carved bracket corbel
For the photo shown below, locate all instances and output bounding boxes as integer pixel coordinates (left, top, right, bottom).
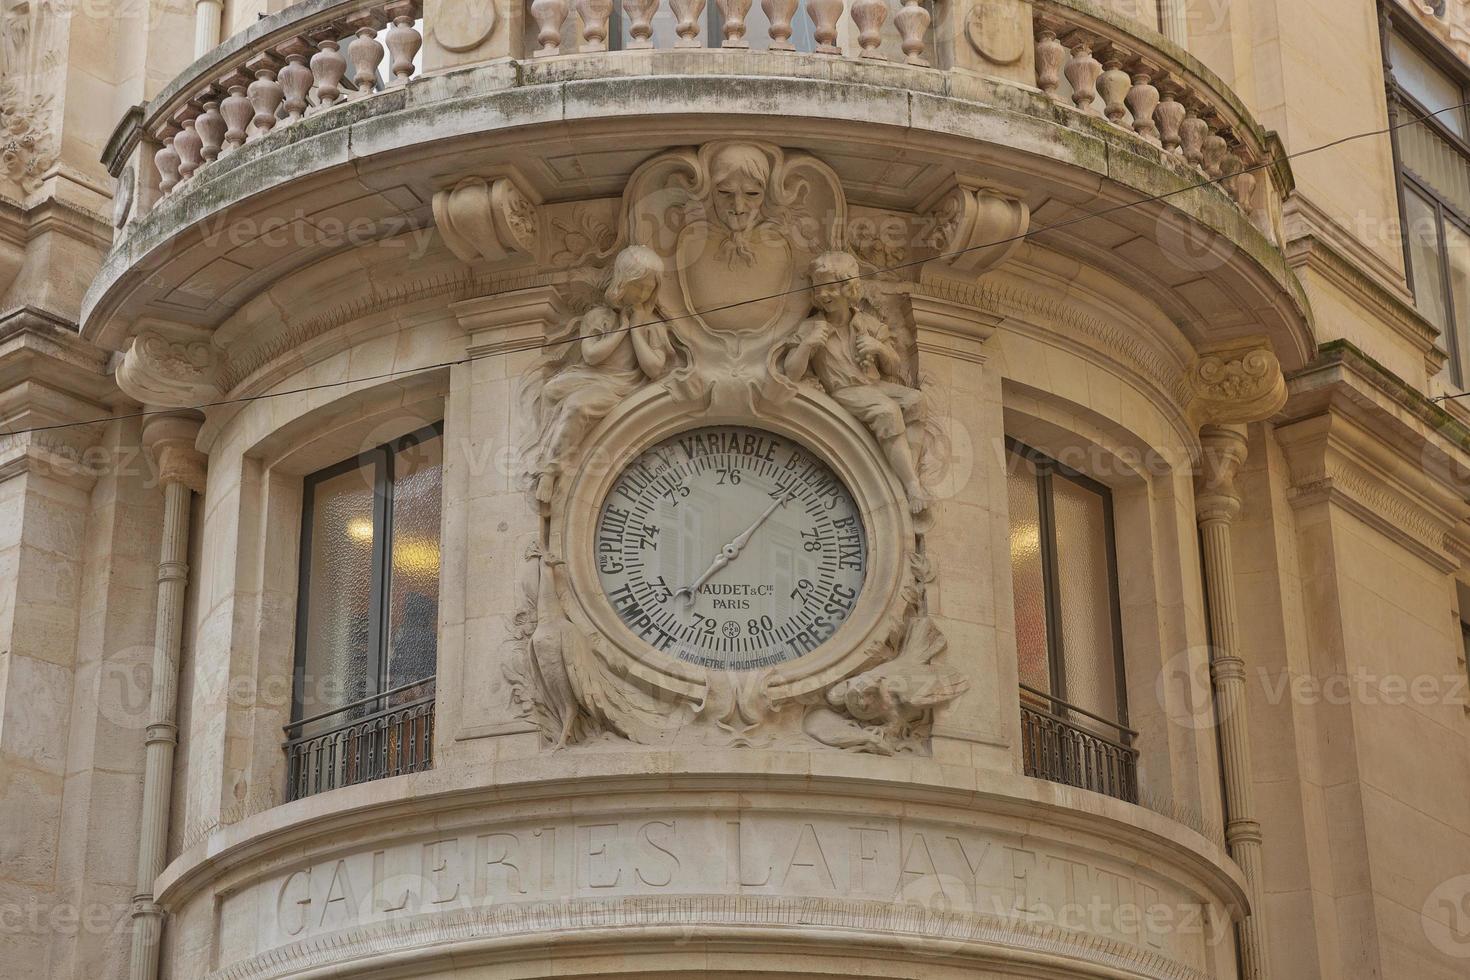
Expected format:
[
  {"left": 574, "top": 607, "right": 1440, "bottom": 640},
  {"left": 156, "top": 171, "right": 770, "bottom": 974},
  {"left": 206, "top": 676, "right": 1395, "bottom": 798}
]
[
  {"left": 432, "top": 172, "right": 541, "bottom": 264},
  {"left": 117, "top": 322, "right": 225, "bottom": 409},
  {"left": 919, "top": 179, "right": 1030, "bottom": 280},
  {"left": 1185, "top": 339, "right": 1287, "bottom": 429}
]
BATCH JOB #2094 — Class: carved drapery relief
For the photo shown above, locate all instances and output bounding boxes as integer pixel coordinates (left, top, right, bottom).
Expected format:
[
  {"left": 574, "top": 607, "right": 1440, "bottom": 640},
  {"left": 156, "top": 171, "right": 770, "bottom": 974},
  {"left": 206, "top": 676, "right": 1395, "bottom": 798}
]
[
  {"left": 432, "top": 173, "right": 540, "bottom": 264},
  {"left": 1184, "top": 339, "right": 1287, "bottom": 428},
  {"left": 503, "top": 141, "right": 1015, "bottom": 756}
]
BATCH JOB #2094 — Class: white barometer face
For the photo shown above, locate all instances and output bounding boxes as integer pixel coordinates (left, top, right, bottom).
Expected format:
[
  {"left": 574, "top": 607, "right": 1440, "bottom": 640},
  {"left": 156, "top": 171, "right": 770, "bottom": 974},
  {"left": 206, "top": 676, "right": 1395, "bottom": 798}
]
[{"left": 595, "top": 426, "right": 868, "bottom": 670}]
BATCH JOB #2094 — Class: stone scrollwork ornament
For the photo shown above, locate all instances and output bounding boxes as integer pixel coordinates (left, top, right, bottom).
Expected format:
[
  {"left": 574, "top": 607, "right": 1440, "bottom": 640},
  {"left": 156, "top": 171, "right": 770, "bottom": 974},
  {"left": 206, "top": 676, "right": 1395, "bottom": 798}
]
[
  {"left": 1185, "top": 339, "right": 1287, "bottom": 428},
  {"left": 508, "top": 141, "right": 980, "bottom": 755},
  {"left": 620, "top": 139, "right": 846, "bottom": 410},
  {"left": 116, "top": 323, "right": 225, "bottom": 408},
  {"left": 432, "top": 173, "right": 540, "bottom": 264},
  {"left": 920, "top": 179, "right": 1030, "bottom": 279}
]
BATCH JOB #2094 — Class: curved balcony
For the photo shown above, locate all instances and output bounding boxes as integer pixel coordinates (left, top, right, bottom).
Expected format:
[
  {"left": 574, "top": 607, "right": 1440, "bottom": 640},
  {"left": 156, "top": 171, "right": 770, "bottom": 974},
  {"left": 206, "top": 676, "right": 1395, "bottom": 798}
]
[{"left": 87, "top": 0, "right": 1310, "bottom": 369}]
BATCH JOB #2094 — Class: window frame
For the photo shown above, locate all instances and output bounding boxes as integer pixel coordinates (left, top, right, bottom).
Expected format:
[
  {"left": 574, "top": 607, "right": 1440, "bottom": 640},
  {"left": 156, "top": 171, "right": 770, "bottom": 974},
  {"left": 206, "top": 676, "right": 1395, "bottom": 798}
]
[
  {"left": 1382, "top": 4, "right": 1470, "bottom": 386},
  {"left": 289, "top": 420, "right": 445, "bottom": 725},
  {"left": 1006, "top": 437, "right": 1130, "bottom": 729}
]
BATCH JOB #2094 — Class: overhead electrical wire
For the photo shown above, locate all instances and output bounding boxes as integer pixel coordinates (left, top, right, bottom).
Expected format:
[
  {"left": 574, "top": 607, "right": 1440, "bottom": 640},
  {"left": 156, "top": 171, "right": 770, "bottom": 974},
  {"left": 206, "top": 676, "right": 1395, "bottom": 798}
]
[{"left": 8, "top": 98, "right": 1470, "bottom": 437}]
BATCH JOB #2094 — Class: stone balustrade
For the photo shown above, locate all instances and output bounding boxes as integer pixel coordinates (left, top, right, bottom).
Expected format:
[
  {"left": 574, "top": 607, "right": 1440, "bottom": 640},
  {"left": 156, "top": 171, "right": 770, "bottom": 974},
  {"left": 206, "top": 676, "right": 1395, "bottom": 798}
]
[
  {"left": 148, "top": 0, "right": 424, "bottom": 197},
  {"left": 527, "top": 0, "right": 934, "bottom": 63},
  {"left": 1032, "top": 0, "right": 1280, "bottom": 228},
  {"left": 132, "top": 0, "right": 1282, "bottom": 239}
]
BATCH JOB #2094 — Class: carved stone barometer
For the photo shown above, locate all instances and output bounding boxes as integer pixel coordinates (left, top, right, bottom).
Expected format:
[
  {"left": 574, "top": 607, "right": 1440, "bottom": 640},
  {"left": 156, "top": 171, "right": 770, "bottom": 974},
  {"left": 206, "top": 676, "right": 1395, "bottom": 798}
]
[{"left": 505, "top": 140, "right": 986, "bottom": 756}]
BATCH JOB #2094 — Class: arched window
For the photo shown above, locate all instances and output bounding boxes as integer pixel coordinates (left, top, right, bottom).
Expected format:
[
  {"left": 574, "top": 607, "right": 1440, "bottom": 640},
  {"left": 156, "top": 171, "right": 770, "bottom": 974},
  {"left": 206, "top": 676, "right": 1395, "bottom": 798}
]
[
  {"left": 286, "top": 423, "right": 443, "bottom": 800},
  {"left": 1006, "top": 438, "right": 1136, "bottom": 802}
]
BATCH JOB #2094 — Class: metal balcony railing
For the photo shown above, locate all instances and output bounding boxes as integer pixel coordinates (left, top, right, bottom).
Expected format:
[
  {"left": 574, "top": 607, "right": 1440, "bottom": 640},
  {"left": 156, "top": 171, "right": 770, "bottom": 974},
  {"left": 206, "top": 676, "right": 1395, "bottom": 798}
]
[
  {"left": 284, "top": 676, "right": 435, "bottom": 801},
  {"left": 1019, "top": 683, "right": 1138, "bottom": 804}
]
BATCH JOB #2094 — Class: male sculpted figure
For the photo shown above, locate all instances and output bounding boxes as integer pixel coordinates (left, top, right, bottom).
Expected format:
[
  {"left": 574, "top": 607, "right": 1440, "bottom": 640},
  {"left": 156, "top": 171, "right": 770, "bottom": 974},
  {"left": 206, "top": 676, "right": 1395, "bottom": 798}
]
[{"left": 783, "top": 251, "right": 928, "bottom": 514}]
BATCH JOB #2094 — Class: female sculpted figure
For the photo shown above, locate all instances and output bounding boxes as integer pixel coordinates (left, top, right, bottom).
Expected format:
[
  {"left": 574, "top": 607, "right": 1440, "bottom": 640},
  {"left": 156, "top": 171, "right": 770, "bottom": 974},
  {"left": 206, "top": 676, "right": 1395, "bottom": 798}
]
[
  {"left": 531, "top": 246, "right": 674, "bottom": 503},
  {"left": 783, "top": 250, "right": 928, "bottom": 514}
]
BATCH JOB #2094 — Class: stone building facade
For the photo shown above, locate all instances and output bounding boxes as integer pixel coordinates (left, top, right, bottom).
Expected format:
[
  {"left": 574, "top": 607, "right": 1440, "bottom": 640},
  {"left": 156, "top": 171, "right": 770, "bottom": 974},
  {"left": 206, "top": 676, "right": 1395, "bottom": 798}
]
[{"left": 1, "top": 0, "right": 1469, "bottom": 977}]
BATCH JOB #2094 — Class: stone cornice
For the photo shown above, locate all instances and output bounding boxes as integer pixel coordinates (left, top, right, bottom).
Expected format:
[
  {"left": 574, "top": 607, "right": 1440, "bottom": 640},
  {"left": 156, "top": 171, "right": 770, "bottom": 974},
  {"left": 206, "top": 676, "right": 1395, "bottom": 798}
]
[
  {"left": 1277, "top": 345, "right": 1470, "bottom": 570},
  {"left": 1282, "top": 197, "right": 1443, "bottom": 378}
]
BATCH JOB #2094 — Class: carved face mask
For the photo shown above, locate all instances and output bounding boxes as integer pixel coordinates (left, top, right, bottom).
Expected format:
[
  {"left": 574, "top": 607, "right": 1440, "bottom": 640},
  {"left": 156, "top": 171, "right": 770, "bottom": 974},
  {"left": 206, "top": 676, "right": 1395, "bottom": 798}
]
[{"left": 712, "top": 172, "right": 766, "bottom": 233}]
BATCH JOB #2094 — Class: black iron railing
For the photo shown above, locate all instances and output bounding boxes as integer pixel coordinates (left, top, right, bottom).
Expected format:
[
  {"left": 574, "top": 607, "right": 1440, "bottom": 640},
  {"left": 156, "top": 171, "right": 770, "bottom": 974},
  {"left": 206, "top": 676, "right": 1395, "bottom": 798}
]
[
  {"left": 284, "top": 677, "right": 435, "bottom": 801},
  {"left": 1019, "top": 684, "right": 1138, "bottom": 803}
]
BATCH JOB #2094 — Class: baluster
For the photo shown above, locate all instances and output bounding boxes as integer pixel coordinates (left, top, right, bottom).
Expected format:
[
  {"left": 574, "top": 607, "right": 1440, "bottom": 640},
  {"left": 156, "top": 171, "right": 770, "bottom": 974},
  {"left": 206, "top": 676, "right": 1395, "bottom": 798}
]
[
  {"left": 623, "top": 0, "right": 658, "bottom": 48},
  {"left": 347, "top": 14, "right": 385, "bottom": 94},
  {"left": 1063, "top": 37, "right": 1102, "bottom": 114},
  {"left": 807, "top": 0, "right": 843, "bottom": 55},
  {"left": 195, "top": 91, "right": 226, "bottom": 166},
  {"left": 1035, "top": 29, "right": 1066, "bottom": 101},
  {"left": 218, "top": 73, "right": 253, "bottom": 157},
  {"left": 851, "top": 0, "right": 887, "bottom": 58},
  {"left": 576, "top": 0, "right": 614, "bottom": 51},
  {"left": 1097, "top": 51, "right": 1130, "bottom": 126},
  {"left": 531, "top": 0, "right": 571, "bottom": 54},
  {"left": 763, "top": 0, "right": 797, "bottom": 50},
  {"left": 246, "top": 55, "right": 284, "bottom": 140},
  {"left": 1232, "top": 153, "right": 1257, "bottom": 208},
  {"left": 154, "top": 129, "right": 181, "bottom": 195},
  {"left": 718, "top": 0, "right": 752, "bottom": 47},
  {"left": 174, "top": 111, "right": 203, "bottom": 184},
  {"left": 1155, "top": 79, "right": 1186, "bottom": 155},
  {"left": 670, "top": 0, "right": 705, "bottom": 46},
  {"left": 276, "top": 39, "right": 313, "bottom": 124},
  {"left": 1179, "top": 104, "right": 1208, "bottom": 167},
  {"left": 1202, "top": 128, "right": 1228, "bottom": 178},
  {"left": 894, "top": 0, "right": 929, "bottom": 66},
  {"left": 384, "top": 1, "right": 422, "bottom": 85},
  {"left": 310, "top": 31, "right": 348, "bottom": 111},
  {"left": 1125, "top": 66, "right": 1160, "bottom": 145}
]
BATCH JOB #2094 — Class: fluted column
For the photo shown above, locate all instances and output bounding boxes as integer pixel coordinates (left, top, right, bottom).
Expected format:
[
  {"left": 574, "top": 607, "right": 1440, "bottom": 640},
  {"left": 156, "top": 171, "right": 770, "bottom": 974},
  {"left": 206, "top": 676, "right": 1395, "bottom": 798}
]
[
  {"left": 1195, "top": 424, "right": 1267, "bottom": 979},
  {"left": 194, "top": 0, "right": 223, "bottom": 56},
  {"left": 1158, "top": 0, "right": 1188, "bottom": 47},
  {"left": 129, "top": 413, "right": 207, "bottom": 980}
]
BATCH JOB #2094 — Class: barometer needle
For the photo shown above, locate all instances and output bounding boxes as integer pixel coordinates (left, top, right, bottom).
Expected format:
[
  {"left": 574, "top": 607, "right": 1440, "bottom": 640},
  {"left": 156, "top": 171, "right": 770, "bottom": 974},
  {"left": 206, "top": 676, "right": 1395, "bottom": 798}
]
[{"left": 675, "top": 490, "right": 793, "bottom": 605}]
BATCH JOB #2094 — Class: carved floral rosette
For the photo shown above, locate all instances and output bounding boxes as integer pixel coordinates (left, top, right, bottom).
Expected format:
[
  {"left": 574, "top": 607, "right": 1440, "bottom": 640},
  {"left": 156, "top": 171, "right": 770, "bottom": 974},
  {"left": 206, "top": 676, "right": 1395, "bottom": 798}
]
[{"left": 506, "top": 141, "right": 970, "bottom": 756}]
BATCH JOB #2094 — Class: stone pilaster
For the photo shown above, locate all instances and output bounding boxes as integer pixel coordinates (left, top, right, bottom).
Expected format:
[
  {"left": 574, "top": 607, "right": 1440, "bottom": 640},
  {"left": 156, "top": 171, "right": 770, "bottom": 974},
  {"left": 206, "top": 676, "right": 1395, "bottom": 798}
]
[
  {"left": 434, "top": 285, "right": 564, "bottom": 762},
  {"left": 129, "top": 412, "right": 205, "bottom": 980},
  {"left": 908, "top": 276, "right": 1017, "bottom": 770}
]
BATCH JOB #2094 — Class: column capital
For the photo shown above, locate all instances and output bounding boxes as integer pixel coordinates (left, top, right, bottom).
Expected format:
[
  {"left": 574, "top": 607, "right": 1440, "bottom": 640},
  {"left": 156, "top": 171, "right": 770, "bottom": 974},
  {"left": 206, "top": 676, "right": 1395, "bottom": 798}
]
[
  {"left": 1186, "top": 338, "right": 1287, "bottom": 429},
  {"left": 142, "top": 411, "right": 207, "bottom": 494}
]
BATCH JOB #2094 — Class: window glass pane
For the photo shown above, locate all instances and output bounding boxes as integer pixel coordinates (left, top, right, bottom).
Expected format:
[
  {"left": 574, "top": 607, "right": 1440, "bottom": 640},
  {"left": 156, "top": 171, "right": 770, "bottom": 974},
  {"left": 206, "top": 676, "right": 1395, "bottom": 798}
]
[
  {"left": 1006, "top": 452, "right": 1051, "bottom": 694},
  {"left": 1405, "top": 189, "right": 1459, "bottom": 384},
  {"left": 386, "top": 434, "right": 443, "bottom": 692},
  {"left": 1442, "top": 220, "right": 1470, "bottom": 384},
  {"left": 1392, "top": 33, "right": 1467, "bottom": 138},
  {"left": 1051, "top": 472, "right": 1121, "bottom": 726},
  {"left": 299, "top": 463, "right": 378, "bottom": 722},
  {"left": 1407, "top": 189, "right": 1451, "bottom": 328}
]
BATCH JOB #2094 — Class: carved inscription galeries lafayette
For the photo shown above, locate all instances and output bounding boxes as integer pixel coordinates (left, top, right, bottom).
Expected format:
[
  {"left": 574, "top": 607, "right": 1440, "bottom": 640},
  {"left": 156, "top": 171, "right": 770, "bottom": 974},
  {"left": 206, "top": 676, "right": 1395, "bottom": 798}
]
[{"left": 223, "top": 810, "right": 1226, "bottom": 977}]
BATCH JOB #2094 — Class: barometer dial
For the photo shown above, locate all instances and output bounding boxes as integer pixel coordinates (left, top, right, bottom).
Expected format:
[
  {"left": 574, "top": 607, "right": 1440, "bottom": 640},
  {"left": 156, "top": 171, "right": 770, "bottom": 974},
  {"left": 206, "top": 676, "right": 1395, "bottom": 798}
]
[{"left": 594, "top": 426, "right": 868, "bottom": 670}]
